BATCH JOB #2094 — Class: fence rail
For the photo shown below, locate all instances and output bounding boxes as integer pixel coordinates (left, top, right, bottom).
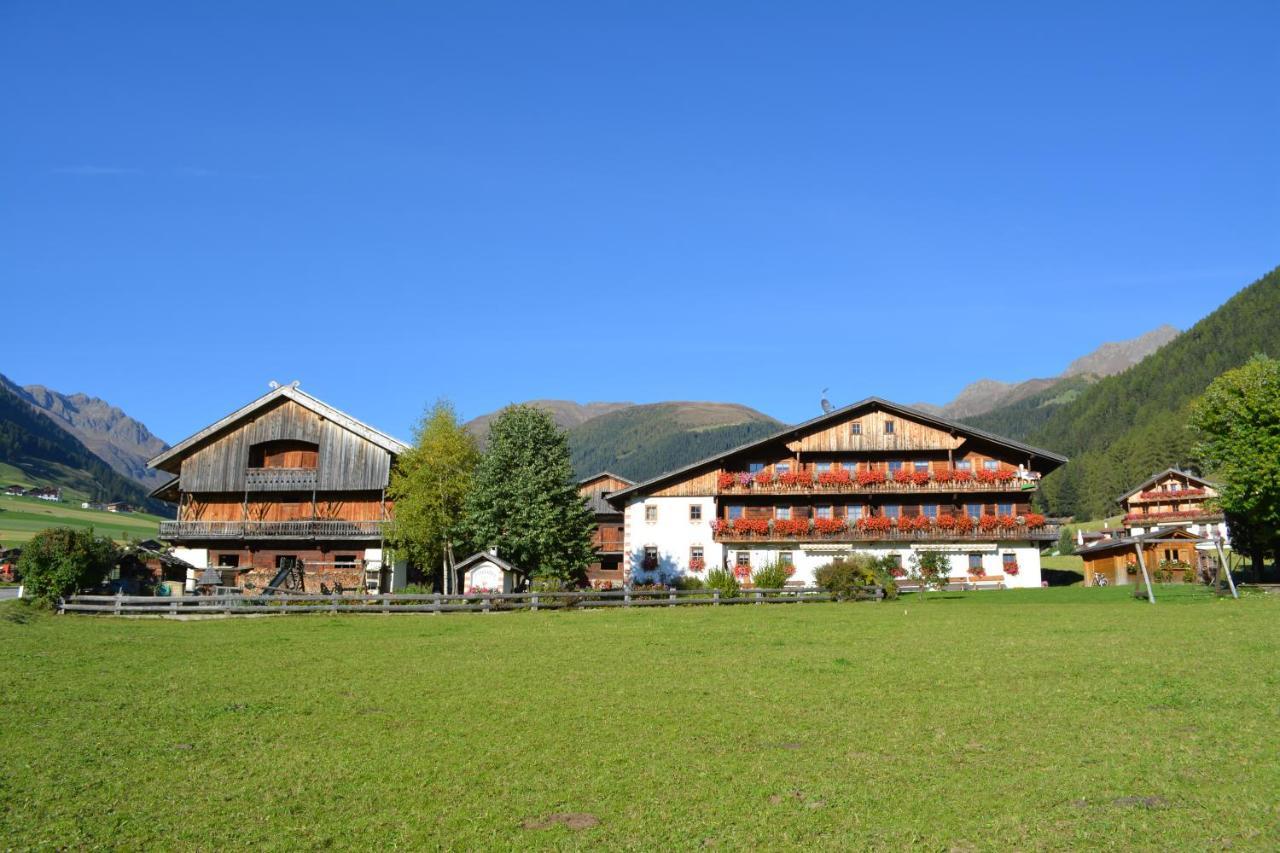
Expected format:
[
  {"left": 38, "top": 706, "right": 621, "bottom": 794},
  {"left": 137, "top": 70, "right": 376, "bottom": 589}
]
[{"left": 59, "top": 586, "right": 884, "bottom": 616}]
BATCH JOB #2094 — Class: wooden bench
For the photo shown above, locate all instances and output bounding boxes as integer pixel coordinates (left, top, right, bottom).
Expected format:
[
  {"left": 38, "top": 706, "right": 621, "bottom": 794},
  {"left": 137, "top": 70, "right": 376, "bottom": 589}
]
[{"left": 965, "top": 574, "right": 1005, "bottom": 590}]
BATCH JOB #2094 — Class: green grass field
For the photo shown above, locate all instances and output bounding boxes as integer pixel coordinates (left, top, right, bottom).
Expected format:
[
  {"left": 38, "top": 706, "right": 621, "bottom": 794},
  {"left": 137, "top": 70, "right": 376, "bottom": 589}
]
[
  {"left": 2, "top": 587, "right": 1277, "bottom": 849},
  {"left": 0, "top": 494, "right": 164, "bottom": 545}
]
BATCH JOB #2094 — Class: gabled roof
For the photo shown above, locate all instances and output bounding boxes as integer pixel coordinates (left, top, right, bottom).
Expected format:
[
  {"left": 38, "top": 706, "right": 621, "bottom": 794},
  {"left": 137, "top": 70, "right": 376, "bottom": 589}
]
[
  {"left": 607, "top": 396, "right": 1068, "bottom": 505},
  {"left": 578, "top": 471, "right": 635, "bottom": 487},
  {"left": 454, "top": 551, "right": 527, "bottom": 576},
  {"left": 147, "top": 384, "right": 409, "bottom": 471},
  {"left": 1116, "top": 468, "right": 1220, "bottom": 503}
]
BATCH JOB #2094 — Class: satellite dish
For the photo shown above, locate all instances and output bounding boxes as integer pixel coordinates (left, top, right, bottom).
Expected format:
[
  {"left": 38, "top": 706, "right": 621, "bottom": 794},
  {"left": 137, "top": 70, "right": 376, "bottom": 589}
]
[{"left": 820, "top": 388, "right": 833, "bottom": 414}]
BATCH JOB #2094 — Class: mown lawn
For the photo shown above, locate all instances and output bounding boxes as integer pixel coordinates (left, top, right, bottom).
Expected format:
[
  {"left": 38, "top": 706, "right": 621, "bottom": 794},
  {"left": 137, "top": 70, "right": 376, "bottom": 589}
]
[{"left": 2, "top": 587, "right": 1278, "bottom": 849}]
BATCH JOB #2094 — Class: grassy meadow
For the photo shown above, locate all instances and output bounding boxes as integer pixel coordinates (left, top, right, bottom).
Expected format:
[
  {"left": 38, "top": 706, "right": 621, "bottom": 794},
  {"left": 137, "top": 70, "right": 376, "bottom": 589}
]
[
  {"left": 2, "top": 586, "right": 1277, "bottom": 849},
  {"left": 0, "top": 494, "right": 164, "bottom": 545}
]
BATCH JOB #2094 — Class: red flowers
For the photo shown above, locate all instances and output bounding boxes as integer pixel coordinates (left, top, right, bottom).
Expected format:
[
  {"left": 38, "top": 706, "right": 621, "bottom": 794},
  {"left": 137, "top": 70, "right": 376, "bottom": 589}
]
[
  {"left": 773, "top": 518, "right": 810, "bottom": 536},
  {"left": 717, "top": 472, "right": 736, "bottom": 490},
  {"left": 1004, "top": 561, "right": 1020, "bottom": 576},
  {"left": 933, "top": 467, "right": 954, "bottom": 483},
  {"left": 753, "top": 470, "right": 773, "bottom": 486},
  {"left": 998, "top": 515, "right": 1018, "bottom": 529},
  {"left": 952, "top": 469, "right": 974, "bottom": 483},
  {"left": 898, "top": 515, "right": 931, "bottom": 532},
  {"left": 813, "top": 517, "right": 847, "bottom": 534},
  {"left": 1024, "top": 513, "right": 1046, "bottom": 529},
  {"left": 857, "top": 516, "right": 893, "bottom": 533},
  {"left": 779, "top": 469, "right": 813, "bottom": 487},
  {"left": 976, "top": 469, "right": 998, "bottom": 484},
  {"left": 817, "top": 468, "right": 852, "bottom": 487},
  {"left": 935, "top": 513, "right": 957, "bottom": 530},
  {"left": 1138, "top": 488, "right": 1205, "bottom": 500},
  {"left": 953, "top": 514, "right": 975, "bottom": 531},
  {"left": 893, "top": 468, "right": 913, "bottom": 484},
  {"left": 689, "top": 558, "right": 706, "bottom": 572},
  {"left": 910, "top": 471, "right": 931, "bottom": 486},
  {"left": 733, "top": 563, "right": 752, "bottom": 579},
  {"left": 978, "top": 514, "right": 1001, "bottom": 531},
  {"left": 857, "top": 470, "right": 886, "bottom": 486},
  {"left": 735, "top": 518, "right": 770, "bottom": 535}
]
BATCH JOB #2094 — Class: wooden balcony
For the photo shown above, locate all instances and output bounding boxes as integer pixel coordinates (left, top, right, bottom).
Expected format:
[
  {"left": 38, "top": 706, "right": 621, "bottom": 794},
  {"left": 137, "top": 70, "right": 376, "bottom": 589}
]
[
  {"left": 1130, "top": 488, "right": 1207, "bottom": 504},
  {"left": 245, "top": 467, "right": 318, "bottom": 491},
  {"left": 160, "top": 520, "right": 385, "bottom": 540},
  {"left": 593, "top": 535, "right": 625, "bottom": 554},
  {"left": 718, "top": 471, "right": 1040, "bottom": 496},
  {"left": 1123, "top": 510, "right": 1221, "bottom": 525},
  {"left": 714, "top": 522, "right": 1061, "bottom": 544}
]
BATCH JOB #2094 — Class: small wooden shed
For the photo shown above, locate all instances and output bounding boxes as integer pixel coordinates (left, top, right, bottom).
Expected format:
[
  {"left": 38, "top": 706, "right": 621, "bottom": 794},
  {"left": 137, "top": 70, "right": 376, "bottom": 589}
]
[{"left": 1076, "top": 527, "right": 1210, "bottom": 586}]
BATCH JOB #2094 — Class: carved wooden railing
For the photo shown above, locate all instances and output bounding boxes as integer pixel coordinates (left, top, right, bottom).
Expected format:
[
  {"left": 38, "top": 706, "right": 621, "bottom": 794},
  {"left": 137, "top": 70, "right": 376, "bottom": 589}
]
[
  {"left": 713, "top": 522, "right": 1061, "bottom": 543},
  {"left": 160, "top": 520, "right": 385, "bottom": 539},
  {"left": 244, "top": 467, "right": 318, "bottom": 491}
]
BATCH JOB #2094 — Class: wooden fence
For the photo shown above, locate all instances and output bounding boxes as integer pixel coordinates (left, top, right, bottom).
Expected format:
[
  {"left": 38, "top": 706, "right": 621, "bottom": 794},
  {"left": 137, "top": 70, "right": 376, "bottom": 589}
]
[{"left": 59, "top": 586, "right": 884, "bottom": 617}]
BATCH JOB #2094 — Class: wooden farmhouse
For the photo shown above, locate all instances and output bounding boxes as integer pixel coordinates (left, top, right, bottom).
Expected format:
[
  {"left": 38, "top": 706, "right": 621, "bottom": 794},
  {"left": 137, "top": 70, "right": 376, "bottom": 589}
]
[
  {"left": 148, "top": 383, "right": 410, "bottom": 594},
  {"left": 606, "top": 398, "right": 1067, "bottom": 588},
  {"left": 578, "top": 471, "right": 633, "bottom": 588},
  {"left": 1117, "top": 468, "right": 1228, "bottom": 541}
]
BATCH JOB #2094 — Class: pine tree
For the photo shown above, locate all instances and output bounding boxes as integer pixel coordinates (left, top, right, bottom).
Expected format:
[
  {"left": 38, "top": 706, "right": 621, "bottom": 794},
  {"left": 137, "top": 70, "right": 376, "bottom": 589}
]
[{"left": 463, "top": 405, "right": 596, "bottom": 582}]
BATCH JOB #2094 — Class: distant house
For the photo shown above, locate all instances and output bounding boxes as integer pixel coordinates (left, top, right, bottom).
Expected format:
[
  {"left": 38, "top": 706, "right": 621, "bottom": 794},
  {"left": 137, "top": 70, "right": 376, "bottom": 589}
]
[
  {"left": 81, "top": 501, "right": 107, "bottom": 511},
  {"left": 105, "top": 501, "right": 133, "bottom": 514},
  {"left": 577, "top": 472, "right": 633, "bottom": 588},
  {"left": 26, "top": 486, "right": 61, "bottom": 502},
  {"left": 455, "top": 550, "right": 527, "bottom": 594},
  {"left": 1117, "top": 469, "right": 1228, "bottom": 543},
  {"left": 4, "top": 485, "right": 25, "bottom": 496}
]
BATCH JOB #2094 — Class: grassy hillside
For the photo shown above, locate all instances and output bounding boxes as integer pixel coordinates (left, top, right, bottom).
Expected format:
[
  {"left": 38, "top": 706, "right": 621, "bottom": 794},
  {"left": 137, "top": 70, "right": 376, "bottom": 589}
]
[
  {"left": 968, "top": 266, "right": 1280, "bottom": 519},
  {"left": 0, "top": 381, "right": 166, "bottom": 513},
  {"left": 4, "top": 588, "right": 1278, "bottom": 848},
  {"left": 568, "top": 402, "right": 782, "bottom": 481},
  {"left": 0, "top": 494, "right": 164, "bottom": 545}
]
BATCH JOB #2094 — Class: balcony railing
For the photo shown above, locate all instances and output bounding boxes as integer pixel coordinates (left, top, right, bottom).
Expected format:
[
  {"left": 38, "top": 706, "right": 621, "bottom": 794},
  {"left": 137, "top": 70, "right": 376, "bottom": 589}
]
[
  {"left": 160, "top": 520, "right": 385, "bottom": 540},
  {"left": 717, "top": 469, "right": 1040, "bottom": 496},
  {"left": 713, "top": 521, "right": 1061, "bottom": 544},
  {"left": 1124, "top": 510, "right": 1221, "bottom": 524},
  {"left": 593, "top": 536, "right": 625, "bottom": 554},
  {"left": 244, "top": 467, "right": 318, "bottom": 491},
  {"left": 1131, "top": 488, "right": 1207, "bottom": 503}
]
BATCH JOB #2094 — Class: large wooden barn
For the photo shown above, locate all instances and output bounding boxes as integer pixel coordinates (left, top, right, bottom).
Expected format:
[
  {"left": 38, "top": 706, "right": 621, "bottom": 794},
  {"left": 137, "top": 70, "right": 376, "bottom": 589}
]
[{"left": 149, "top": 383, "right": 409, "bottom": 594}]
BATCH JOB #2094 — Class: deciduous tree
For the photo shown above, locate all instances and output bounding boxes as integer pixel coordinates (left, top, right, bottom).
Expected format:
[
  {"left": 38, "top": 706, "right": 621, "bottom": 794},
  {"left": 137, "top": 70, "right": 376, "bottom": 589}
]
[
  {"left": 462, "top": 405, "right": 595, "bottom": 582},
  {"left": 1189, "top": 354, "right": 1280, "bottom": 578},
  {"left": 18, "top": 527, "right": 120, "bottom": 604}
]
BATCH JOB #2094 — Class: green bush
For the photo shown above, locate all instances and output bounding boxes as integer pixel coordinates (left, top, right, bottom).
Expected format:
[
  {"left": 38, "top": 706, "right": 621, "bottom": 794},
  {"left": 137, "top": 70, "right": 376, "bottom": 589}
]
[
  {"left": 17, "top": 527, "right": 120, "bottom": 605},
  {"left": 674, "top": 575, "right": 706, "bottom": 591},
  {"left": 814, "top": 555, "right": 897, "bottom": 600},
  {"left": 530, "top": 577, "right": 569, "bottom": 593},
  {"left": 750, "top": 558, "right": 793, "bottom": 590},
  {"left": 704, "top": 568, "right": 740, "bottom": 598}
]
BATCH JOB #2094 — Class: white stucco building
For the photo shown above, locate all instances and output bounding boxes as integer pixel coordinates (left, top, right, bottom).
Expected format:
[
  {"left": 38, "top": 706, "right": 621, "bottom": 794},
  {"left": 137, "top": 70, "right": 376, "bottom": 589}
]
[{"left": 609, "top": 398, "right": 1067, "bottom": 590}]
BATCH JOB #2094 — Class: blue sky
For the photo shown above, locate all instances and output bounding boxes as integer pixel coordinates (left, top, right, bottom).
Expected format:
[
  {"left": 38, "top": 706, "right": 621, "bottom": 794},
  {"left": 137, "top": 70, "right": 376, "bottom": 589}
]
[{"left": 3, "top": 1, "right": 1277, "bottom": 444}]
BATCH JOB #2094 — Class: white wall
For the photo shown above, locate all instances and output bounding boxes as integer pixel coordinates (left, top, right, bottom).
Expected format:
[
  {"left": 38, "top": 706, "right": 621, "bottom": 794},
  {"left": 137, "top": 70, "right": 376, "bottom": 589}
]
[
  {"left": 172, "top": 547, "right": 208, "bottom": 592},
  {"left": 624, "top": 496, "right": 722, "bottom": 583},
  {"left": 718, "top": 543, "right": 1043, "bottom": 588},
  {"left": 464, "top": 559, "right": 515, "bottom": 593}
]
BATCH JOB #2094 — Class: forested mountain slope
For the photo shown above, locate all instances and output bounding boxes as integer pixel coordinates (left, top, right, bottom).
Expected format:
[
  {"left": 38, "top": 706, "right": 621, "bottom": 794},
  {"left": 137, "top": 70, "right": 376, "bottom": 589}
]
[{"left": 967, "top": 267, "right": 1280, "bottom": 519}]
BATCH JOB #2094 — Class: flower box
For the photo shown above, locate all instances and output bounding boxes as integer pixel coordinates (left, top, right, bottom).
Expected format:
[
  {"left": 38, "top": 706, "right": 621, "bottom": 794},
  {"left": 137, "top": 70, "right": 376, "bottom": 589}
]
[
  {"left": 813, "top": 517, "right": 847, "bottom": 534},
  {"left": 688, "top": 558, "right": 706, "bottom": 572},
  {"left": 773, "top": 519, "right": 810, "bottom": 536},
  {"left": 717, "top": 472, "right": 737, "bottom": 490}
]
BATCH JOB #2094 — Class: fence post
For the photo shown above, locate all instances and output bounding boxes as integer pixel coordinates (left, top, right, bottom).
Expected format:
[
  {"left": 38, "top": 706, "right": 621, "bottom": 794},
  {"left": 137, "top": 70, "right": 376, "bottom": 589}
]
[
  {"left": 754, "top": 589, "right": 762, "bottom": 605},
  {"left": 170, "top": 596, "right": 178, "bottom": 617},
  {"left": 624, "top": 587, "right": 632, "bottom": 608},
  {"left": 114, "top": 590, "right": 122, "bottom": 616},
  {"left": 432, "top": 592, "right": 441, "bottom": 614},
  {"left": 382, "top": 594, "right": 390, "bottom": 615},
  {"left": 531, "top": 593, "right": 539, "bottom": 612},
  {"left": 713, "top": 588, "right": 720, "bottom": 606},
  {"left": 668, "top": 590, "right": 676, "bottom": 607},
  {"left": 331, "top": 593, "right": 338, "bottom": 614},
  {"left": 483, "top": 594, "right": 492, "bottom": 614}
]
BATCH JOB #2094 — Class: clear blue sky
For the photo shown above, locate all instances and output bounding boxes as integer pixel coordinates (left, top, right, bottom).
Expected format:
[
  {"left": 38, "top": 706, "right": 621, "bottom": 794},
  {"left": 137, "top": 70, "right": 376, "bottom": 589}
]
[{"left": 3, "top": 1, "right": 1277, "bottom": 444}]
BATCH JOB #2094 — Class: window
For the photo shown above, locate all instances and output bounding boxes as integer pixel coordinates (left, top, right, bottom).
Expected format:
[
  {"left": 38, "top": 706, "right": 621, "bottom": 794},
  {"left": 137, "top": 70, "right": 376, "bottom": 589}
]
[
  {"left": 997, "top": 503, "right": 1013, "bottom": 516},
  {"left": 736, "top": 552, "right": 751, "bottom": 567},
  {"left": 914, "top": 460, "right": 929, "bottom": 472},
  {"left": 886, "top": 554, "right": 902, "bottom": 570},
  {"left": 775, "top": 505, "right": 792, "bottom": 520},
  {"left": 690, "top": 545, "right": 704, "bottom": 563},
  {"left": 217, "top": 554, "right": 240, "bottom": 568},
  {"left": 850, "top": 422, "right": 862, "bottom": 436},
  {"left": 846, "top": 504, "right": 864, "bottom": 520},
  {"left": 956, "top": 460, "right": 972, "bottom": 471},
  {"left": 883, "top": 505, "right": 901, "bottom": 519},
  {"left": 643, "top": 546, "right": 658, "bottom": 568},
  {"left": 923, "top": 504, "right": 938, "bottom": 519},
  {"left": 983, "top": 460, "right": 999, "bottom": 471},
  {"left": 776, "top": 462, "right": 791, "bottom": 475},
  {"left": 689, "top": 504, "right": 702, "bottom": 522},
  {"left": 1002, "top": 553, "right": 1017, "bottom": 570},
  {"left": 966, "top": 504, "right": 982, "bottom": 519},
  {"left": 817, "top": 505, "right": 833, "bottom": 519},
  {"left": 748, "top": 462, "right": 764, "bottom": 474},
  {"left": 1163, "top": 548, "right": 1176, "bottom": 563},
  {"left": 275, "top": 555, "right": 298, "bottom": 569},
  {"left": 968, "top": 553, "right": 983, "bottom": 571},
  {"left": 779, "top": 551, "right": 793, "bottom": 567},
  {"left": 884, "top": 420, "right": 895, "bottom": 434},
  {"left": 841, "top": 460, "right": 857, "bottom": 471},
  {"left": 815, "top": 461, "right": 832, "bottom": 474},
  {"left": 888, "top": 461, "right": 903, "bottom": 474},
  {"left": 645, "top": 505, "right": 658, "bottom": 522},
  {"left": 334, "top": 554, "right": 357, "bottom": 568},
  {"left": 728, "top": 505, "right": 744, "bottom": 520}
]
